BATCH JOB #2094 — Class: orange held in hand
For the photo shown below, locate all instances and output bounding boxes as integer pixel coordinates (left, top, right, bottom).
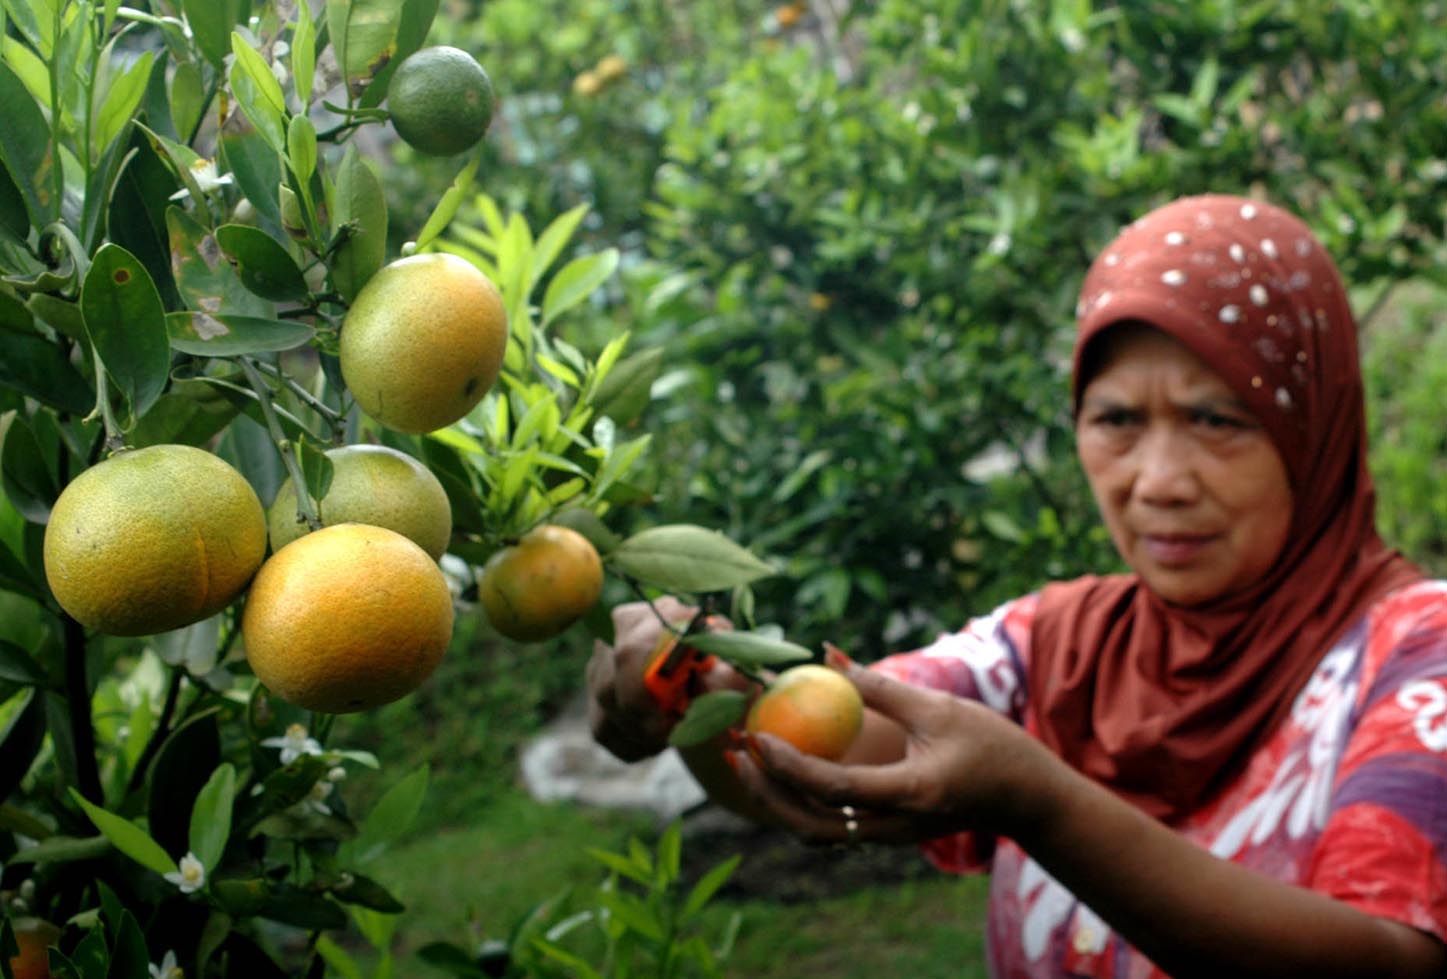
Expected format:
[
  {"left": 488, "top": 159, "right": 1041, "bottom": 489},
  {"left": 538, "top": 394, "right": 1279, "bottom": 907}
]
[{"left": 746, "top": 663, "right": 863, "bottom": 760}]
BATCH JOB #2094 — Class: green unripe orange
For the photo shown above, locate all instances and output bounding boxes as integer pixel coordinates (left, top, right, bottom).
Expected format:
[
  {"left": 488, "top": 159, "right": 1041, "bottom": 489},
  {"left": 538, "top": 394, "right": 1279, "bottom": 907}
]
[{"left": 387, "top": 46, "right": 495, "bottom": 157}]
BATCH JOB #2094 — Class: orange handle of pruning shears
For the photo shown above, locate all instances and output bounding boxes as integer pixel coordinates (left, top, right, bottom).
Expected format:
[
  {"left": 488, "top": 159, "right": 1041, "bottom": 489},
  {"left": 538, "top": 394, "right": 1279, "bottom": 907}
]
[{"left": 643, "top": 611, "right": 724, "bottom": 718}]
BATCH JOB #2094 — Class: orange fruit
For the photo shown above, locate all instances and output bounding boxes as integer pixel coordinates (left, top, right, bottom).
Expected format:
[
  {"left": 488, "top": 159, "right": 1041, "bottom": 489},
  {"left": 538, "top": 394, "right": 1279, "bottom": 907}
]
[
  {"left": 7, "top": 917, "right": 59, "bottom": 979},
  {"left": 479, "top": 525, "right": 603, "bottom": 642},
  {"left": 572, "top": 70, "right": 602, "bottom": 97},
  {"left": 267, "top": 444, "right": 452, "bottom": 560},
  {"left": 387, "top": 46, "right": 495, "bottom": 157},
  {"left": 43, "top": 444, "right": 267, "bottom": 636},
  {"left": 339, "top": 252, "right": 508, "bottom": 434},
  {"left": 594, "top": 54, "right": 629, "bottom": 83},
  {"left": 241, "top": 523, "right": 454, "bottom": 713},
  {"left": 746, "top": 664, "right": 863, "bottom": 760},
  {"left": 776, "top": 3, "right": 804, "bottom": 28}
]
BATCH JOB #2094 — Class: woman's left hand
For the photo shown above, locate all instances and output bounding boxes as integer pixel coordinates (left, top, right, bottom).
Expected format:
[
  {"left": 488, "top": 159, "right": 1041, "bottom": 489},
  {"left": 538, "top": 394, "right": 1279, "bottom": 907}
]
[{"left": 730, "top": 657, "right": 1059, "bottom": 846}]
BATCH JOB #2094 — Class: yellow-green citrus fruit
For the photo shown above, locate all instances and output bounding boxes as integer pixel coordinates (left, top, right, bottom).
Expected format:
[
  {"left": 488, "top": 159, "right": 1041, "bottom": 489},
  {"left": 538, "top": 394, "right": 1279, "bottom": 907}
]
[
  {"left": 387, "top": 45, "right": 495, "bottom": 157},
  {"left": 242, "top": 523, "right": 454, "bottom": 713},
  {"left": 339, "top": 252, "right": 507, "bottom": 434},
  {"left": 43, "top": 444, "right": 267, "bottom": 636},
  {"left": 746, "top": 664, "right": 864, "bottom": 760},
  {"left": 268, "top": 444, "right": 452, "bottom": 560},
  {"left": 479, "top": 524, "right": 604, "bottom": 642}
]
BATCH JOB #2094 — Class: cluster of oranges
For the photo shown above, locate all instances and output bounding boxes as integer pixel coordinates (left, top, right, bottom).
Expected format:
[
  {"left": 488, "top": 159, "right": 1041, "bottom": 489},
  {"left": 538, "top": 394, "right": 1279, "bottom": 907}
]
[{"left": 44, "top": 178, "right": 603, "bottom": 717}]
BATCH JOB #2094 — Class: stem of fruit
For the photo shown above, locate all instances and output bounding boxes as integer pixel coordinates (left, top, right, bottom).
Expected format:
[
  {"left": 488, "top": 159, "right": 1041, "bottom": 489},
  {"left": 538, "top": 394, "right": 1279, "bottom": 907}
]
[
  {"left": 252, "top": 359, "right": 345, "bottom": 439},
  {"left": 240, "top": 358, "right": 322, "bottom": 530}
]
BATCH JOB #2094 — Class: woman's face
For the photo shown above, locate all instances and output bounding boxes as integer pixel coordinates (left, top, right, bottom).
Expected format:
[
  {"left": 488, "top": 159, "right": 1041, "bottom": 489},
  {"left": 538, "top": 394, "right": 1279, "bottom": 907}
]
[{"left": 1076, "top": 326, "right": 1294, "bottom": 607}]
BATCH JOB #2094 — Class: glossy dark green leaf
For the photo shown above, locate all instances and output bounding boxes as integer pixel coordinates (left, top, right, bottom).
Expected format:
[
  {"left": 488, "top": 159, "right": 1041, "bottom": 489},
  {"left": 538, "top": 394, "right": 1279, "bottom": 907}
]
[
  {"left": 215, "top": 224, "right": 310, "bottom": 302},
  {"left": 0, "top": 687, "right": 44, "bottom": 802},
  {"left": 329, "top": 145, "right": 387, "bottom": 302},
  {"left": 167, "top": 206, "right": 272, "bottom": 318},
  {"left": 66, "top": 923, "right": 108, "bottom": 979},
  {"left": 108, "top": 910, "right": 151, "bottom": 979},
  {"left": 146, "top": 709, "right": 221, "bottom": 857},
  {"left": 182, "top": 0, "right": 239, "bottom": 70},
  {"left": 667, "top": 690, "right": 747, "bottom": 749},
  {"left": 0, "top": 62, "right": 57, "bottom": 228},
  {"left": 342, "top": 763, "right": 428, "bottom": 866},
  {"left": 258, "top": 884, "right": 348, "bottom": 929},
  {"left": 105, "top": 129, "right": 181, "bottom": 307},
  {"left": 29, "top": 289, "right": 90, "bottom": 343},
  {"left": 0, "top": 639, "right": 49, "bottom": 686},
  {"left": 416, "top": 942, "right": 490, "bottom": 979},
  {"left": 166, "top": 312, "right": 314, "bottom": 356},
  {"left": 0, "top": 325, "right": 94, "bottom": 415},
  {"left": 609, "top": 524, "right": 775, "bottom": 592},
  {"left": 1, "top": 416, "right": 58, "bottom": 523},
  {"left": 328, "top": 872, "right": 405, "bottom": 913},
  {"left": 80, "top": 244, "right": 171, "bottom": 422},
  {"left": 0, "top": 535, "right": 41, "bottom": 601},
  {"left": 169, "top": 59, "right": 207, "bottom": 142},
  {"left": 128, "top": 380, "right": 243, "bottom": 449},
  {"left": 0, "top": 155, "right": 29, "bottom": 242},
  {"left": 328, "top": 0, "right": 401, "bottom": 102},
  {"left": 220, "top": 127, "right": 284, "bottom": 233}
]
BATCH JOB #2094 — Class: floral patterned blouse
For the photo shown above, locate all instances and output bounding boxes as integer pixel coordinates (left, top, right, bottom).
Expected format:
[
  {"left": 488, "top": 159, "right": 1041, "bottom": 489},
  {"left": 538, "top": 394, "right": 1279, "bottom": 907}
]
[{"left": 873, "top": 579, "right": 1447, "bottom": 978}]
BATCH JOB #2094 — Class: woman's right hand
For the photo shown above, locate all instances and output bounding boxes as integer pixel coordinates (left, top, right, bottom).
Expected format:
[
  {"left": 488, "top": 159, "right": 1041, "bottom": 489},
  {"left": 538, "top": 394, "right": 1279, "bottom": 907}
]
[{"left": 585, "top": 596, "right": 745, "bottom": 762}]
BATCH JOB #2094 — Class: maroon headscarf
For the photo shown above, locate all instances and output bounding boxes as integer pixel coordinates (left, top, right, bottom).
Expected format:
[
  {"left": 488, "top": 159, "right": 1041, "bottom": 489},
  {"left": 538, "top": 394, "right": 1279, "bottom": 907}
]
[{"left": 1029, "top": 194, "right": 1421, "bottom": 822}]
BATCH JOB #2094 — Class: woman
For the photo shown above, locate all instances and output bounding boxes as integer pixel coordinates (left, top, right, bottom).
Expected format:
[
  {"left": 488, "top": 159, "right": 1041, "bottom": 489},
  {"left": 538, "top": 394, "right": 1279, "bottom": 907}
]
[{"left": 587, "top": 195, "right": 1447, "bottom": 977}]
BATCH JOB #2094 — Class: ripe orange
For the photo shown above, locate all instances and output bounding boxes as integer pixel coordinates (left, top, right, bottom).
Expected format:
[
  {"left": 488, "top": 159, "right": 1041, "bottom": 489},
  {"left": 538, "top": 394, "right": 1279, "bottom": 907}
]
[
  {"left": 387, "top": 46, "right": 495, "bottom": 157},
  {"left": 241, "top": 523, "right": 454, "bottom": 713},
  {"left": 479, "top": 524, "right": 603, "bottom": 642},
  {"left": 746, "top": 664, "right": 863, "bottom": 760},
  {"left": 267, "top": 444, "right": 452, "bottom": 560},
  {"left": 339, "top": 252, "right": 507, "bottom": 434},
  {"left": 594, "top": 54, "right": 629, "bottom": 83},
  {"left": 43, "top": 444, "right": 267, "bottom": 636},
  {"left": 776, "top": 3, "right": 805, "bottom": 28},
  {"left": 6, "top": 917, "right": 59, "bottom": 979}
]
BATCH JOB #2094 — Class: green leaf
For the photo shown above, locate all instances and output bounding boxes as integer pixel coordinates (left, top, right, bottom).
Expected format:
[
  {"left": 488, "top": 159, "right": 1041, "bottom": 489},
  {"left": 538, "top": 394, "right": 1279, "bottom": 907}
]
[
  {"left": 129, "top": 380, "right": 243, "bottom": 449},
  {"left": 541, "top": 248, "right": 618, "bottom": 328},
  {"left": 220, "top": 128, "right": 284, "bottom": 231},
  {"left": 167, "top": 313, "right": 313, "bottom": 356},
  {"left": 328, "top": 872, "right": 405, "bottom": 913},
  {"left": 609, "top": 525, "right": 774, "bottom": 592},
  {"left": 109, "top": 910, "right": 151, "bottom": 979},
  {"left": 0, "top": 639, "right": 48, "bottom": 686},
  {"left": 291, "top": 2, "right": 317, "bottom": 106},
  {"left": 416, "top": 942, "right": 490, "bottom": 979},
  {"left": 593, "top": 347, "right": 662, "bottom": 426},
  {"left": 357, "top": 0, "right": 438, "bottom": 108},
  {"left": 296, "top": 435, "right": 334, "bottom": 504},
  {"left": 685, "top": 631, "right": 812, "bottom": 669},
  {"left": 80, "top": 244, "right": 171, "bottom": 421},
  {"left": 0, "top": 61, "right": 56, "bottom": 227},
  {"left": 414, "top": 158, "right": 478, "bottom": 251},
  {"left": 68, "top": 789, "right": 177, "bottom": 876},
  {"left": 585, "top": 848, "right": 654, "bottom": 888},
  {"left": 0, "top": 687, "right": 44, "bottom": 803},
  {"left": 229, "top": 32, "right": 288, "bottom": 152},
  {"left": 91, "top": 46, "right": 152, "bottom": 160},
  {"left": 329, "top": 145, "right": 388, "bottom": 302},
  {"left": 667, "top": 690, "right": 748, "bottom": 749},
  {"left": 0, "top": 154, "right": 30, "bottom": 243},
  {"left": 214, "top": 224, "right": 310, "bottom": 302},
  {"left": 594, "top": 888, "right": 665, "bottom": 941},
  {"left": 0, "top": 323, "right": 93, "bottom": 415},
  {"left": 4, "top": 834, "right": 110, "bottom": 865},
  {"left": 0, "top": 415, "right": 57, "bottom": 524},
  {"left": 531, "top": 204, "right": 589, "bottom": 284},
  {"left": 189, "top": 762, "right": 236, "bottom": 873},
  {"left": 287, "top": 113, "right": 318, "bottom": 187},
  {"left": 331, "top": 0, "right": 405, "bottom": 103},
  {"left": 344, "top": 764, "right": 428, "bottom": 866},
  {"left": 169, "top": 60, "right": 206, "bottom": 141},
  {"left": 681, "top": 854, "right": 741, "bottom": 921},
  {"left": 315, "top": 936, "right": 364, "bottom": 979},
  {"left": 184, "top": 0, "right": 239, "bottom": 69}
]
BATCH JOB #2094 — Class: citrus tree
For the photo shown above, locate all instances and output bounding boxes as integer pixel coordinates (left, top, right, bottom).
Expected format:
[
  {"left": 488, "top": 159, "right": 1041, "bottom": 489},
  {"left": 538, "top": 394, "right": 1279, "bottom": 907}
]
[{"left": 0, "top": 0, "right": 792, "bottom": 974}]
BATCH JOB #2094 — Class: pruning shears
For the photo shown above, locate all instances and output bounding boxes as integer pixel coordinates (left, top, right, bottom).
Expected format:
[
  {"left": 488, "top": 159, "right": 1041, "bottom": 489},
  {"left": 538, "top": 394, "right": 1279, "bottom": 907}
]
[{"left": 642, "top": 605, "right": 721, "bottom": 718}]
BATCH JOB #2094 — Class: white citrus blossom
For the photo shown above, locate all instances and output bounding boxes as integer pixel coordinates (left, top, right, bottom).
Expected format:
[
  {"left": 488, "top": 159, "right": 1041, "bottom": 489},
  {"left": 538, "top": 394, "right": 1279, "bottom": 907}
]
[
  {"left": 261, "top": 723, "right": 323, "bottom": 764},
  {"left": 167, "top": 158, "right": 235, "bottom": 201},
  {"left": 149, "top": 950, "right": 184, "bottom": 979},
  {"left": 163, "top": 853, "right": 205, "bottom": 894}
]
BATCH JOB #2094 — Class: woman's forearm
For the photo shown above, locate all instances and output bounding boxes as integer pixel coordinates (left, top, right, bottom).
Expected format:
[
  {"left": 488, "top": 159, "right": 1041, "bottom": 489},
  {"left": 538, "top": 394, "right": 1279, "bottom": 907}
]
[{"left": 1016, "top": 753, "right": 1444, "bottom": 978}]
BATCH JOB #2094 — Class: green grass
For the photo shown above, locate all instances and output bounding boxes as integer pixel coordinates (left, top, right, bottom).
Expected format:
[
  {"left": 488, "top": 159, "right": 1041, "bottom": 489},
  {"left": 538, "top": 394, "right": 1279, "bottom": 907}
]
[{"left": 359, "top": 789, "right": 991, "bottom": 978}]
